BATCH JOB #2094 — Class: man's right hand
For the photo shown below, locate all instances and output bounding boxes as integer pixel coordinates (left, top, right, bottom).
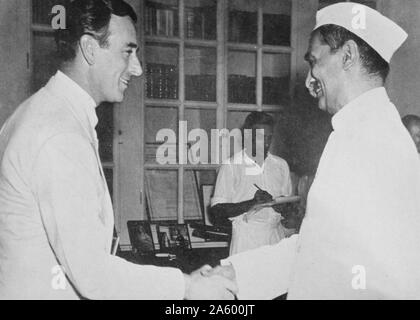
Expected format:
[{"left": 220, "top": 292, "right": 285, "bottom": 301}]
[
  {"left": 184, "top": 265, "right": 238, "bottom": 300},
  {"left": 253, "top": 189, "right": 273, "bottom": 204}
]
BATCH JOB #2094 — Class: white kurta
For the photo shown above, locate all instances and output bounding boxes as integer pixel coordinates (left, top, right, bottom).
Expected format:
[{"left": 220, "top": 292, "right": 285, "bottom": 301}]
[
  {"left": 212, "top": 151, "right": 292, "bottom": 255},
  {"left": 0, "top": 72, "right": 185, "bottom": 300},
  {"left": 223, "top": 87, "right": 420, "bottom": 299}
]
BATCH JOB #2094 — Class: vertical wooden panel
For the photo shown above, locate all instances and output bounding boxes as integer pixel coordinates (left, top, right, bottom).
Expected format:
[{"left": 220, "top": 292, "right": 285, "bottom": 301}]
[{"left": 116, "top": 0, "right": 145, "bottom": 246}]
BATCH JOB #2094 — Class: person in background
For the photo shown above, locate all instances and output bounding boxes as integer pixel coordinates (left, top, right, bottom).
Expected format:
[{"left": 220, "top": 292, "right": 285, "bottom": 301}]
[
  {"left": 211, "top": 2, "right": 420, "bottom": 299},
  {"left": 402, "top": 114, "right": 420, "bottom": 157},
  {"left": 210, "top": 112, "right": 293, "bottom": 255},
  {"left": 0, "top": 0, "right": 236, "bottom": 300}
]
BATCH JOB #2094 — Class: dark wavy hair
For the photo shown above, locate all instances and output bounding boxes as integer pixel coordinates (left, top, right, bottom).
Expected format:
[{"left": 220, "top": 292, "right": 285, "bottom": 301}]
[
  {"left": 313, "top": 24, "right": 390, "bottom": 81},
  {"left": 55, "top": 0, "right": 137, "bottom": 62},
  {"left": 242, "top": 112, "right": 274, "bottom": 130}
]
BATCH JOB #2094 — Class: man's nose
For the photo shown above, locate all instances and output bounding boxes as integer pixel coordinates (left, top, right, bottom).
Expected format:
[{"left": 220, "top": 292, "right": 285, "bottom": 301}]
[{"left": 130, "top": 55, "right": 143, "bottom": 77}]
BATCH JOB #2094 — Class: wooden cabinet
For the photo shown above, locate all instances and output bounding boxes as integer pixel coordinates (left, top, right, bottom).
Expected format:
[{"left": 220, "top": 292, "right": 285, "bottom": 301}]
[{"left": 140, "top": 0, "right": 299, "bottom": 236}]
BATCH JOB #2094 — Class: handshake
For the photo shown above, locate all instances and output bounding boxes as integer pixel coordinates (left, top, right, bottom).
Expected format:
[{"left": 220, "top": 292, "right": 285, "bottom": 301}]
[{"left": 184, "top": 264, "right": 238, "bottom": 300}]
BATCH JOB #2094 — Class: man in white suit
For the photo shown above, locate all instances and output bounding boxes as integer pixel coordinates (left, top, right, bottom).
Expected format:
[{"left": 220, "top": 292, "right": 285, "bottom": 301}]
[
  {"left": 213, "top": 2, "right": 420, "bottom": 299},
  {"left": 0, "top": 0, "right": 236, "bottom": 300}
]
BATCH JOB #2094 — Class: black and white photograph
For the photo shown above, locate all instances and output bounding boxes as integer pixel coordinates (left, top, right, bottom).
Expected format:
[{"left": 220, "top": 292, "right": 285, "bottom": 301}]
[
  {"left": 1, "top": 0, "right": 420, "bottom": 304},
  {"left": 127, "top": 220, "right": 156, "bottom": 254},
  {"left": 158, "top": 224, "right": 192, "bottom": 251}
]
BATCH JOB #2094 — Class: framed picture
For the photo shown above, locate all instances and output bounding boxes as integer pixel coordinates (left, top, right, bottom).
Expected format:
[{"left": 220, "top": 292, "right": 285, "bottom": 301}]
[
  {"left": 157, "top": 224, "right": 192, "bottom": 251},
  {"left": 127, "top": 221, "right": 156, "bottom": 255},
  {"left": 201, "top": 184, "right": 215, "bottom": 226}
]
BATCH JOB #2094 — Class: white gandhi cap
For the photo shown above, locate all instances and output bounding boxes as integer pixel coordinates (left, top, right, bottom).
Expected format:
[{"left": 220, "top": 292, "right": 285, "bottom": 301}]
[{"left": 314, "top": 2, "right": 408, "bottom": 63}]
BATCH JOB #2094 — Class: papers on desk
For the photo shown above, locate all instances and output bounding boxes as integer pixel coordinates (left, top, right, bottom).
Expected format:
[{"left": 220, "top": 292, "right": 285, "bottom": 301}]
[{"left": 243, "top": 196, "right": 301, "bottom": 222}]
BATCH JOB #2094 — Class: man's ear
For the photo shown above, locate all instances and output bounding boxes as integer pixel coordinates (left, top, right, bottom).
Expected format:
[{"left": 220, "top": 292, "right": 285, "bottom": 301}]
[
  {"left": 342, "top": 39, "right": 359, "bottom": 71},
  {"left": 79, "top": 34, "right": 97, "bottom": 65}
]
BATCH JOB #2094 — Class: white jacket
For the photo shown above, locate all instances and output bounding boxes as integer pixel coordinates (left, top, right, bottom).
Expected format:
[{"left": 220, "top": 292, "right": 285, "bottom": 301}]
[
  {"left": 0, "top": 72, "right": 185, "bottom": 300},
  {"left": 224, "top": 87, "right": 420, "bottom": 299}
]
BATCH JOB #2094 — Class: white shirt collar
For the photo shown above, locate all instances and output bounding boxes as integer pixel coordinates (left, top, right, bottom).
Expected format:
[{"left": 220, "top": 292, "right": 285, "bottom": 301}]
[
  {"left": 331, "top": 87, "right": 390, "bottom": 133},
  {"left": 48, "top": 71, "right": 98, "bottom": 138},
  {"left": 242, "top": 149, "right": 272, "bottom": 169}
]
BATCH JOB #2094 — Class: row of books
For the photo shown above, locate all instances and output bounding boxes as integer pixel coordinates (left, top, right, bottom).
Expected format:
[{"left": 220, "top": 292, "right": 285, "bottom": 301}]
[
  {"left": 145, "top": 63, "right": 178, "bottom": 100},
  {"left": 228, "top": 75, "right": 289, "bottom": 105},
  {"left": 145, "top": 2, "right": 217, "bottom": 40},
  {"left": 145, "top": 67, "right": 288, "bottom": 104},
  {"left": 229, "top": 10, "right": 258, "bottom": 43},
  {"left": 185, "top": 6, "right": 217, "bottom": 40},
  {"left": 145, "top": 1, "right": 178, "bottom": 37},
  {"left": 229, "top": 10, "right": 291, "bottom": 45},
  {"left": 228, "top": 75, "right": 256, "bottom": 104},
  {"left": 263, "top": 14, "right": 291, "bottom": 46}
]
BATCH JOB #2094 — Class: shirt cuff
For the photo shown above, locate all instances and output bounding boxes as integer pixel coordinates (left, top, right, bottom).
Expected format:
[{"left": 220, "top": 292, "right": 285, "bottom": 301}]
[{"left": 221, "top": 235, "right": 299, "bottom": 300}]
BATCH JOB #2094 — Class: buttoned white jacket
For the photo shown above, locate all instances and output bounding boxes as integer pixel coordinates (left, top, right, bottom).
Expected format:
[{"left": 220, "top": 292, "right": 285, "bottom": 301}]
[
  {"left": 0, "top": 72, "right": 184, "bottom": 300},
  {"left": 224, "top": 87, "right": 420, "bottom": 299}
]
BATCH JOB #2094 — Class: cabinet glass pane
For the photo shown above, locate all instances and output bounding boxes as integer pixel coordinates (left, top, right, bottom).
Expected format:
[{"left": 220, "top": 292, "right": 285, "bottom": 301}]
[
  {"left": 185, "top": 0, "right": 217, "bottom": 40},
  {"left": 184, "top": 169, "right": 217, "bottom": 223},
  {"left": 263, "top": 53, "right": 290, "bottom": 105},
  {"left": 32, "top": 32, "right": 60, "bottom": 92},
  {"left": 104, "top": 168, "right": 113, "bottom": 202},
  {"left": 228, "top": 51, "right": 256, "bottom": 104},
  {"left": 145, "top": 0, "right": 179, "bottom": 37},
  {"left": 183, "top": 170, "right": 206, "bottom": 220},
  {"left": 145, "top": 169, "right": 178, "bottom": 221},
  {"left": 263, "top": 0, "right": 291, "bottom": 46},
  {"left": 228, "top": 0, "right": 257, "bottom": 44},
  {"left": 185, "top": 47, "right": 217, "bottom": 102},
  {"left": 145, "top": 43, "right": 179, "bottom": 100},
  {"left": 145, "top": 107, "right": 178, "bottom": 165},
  {"left": 32, "top": 0, "right": 71, "bottom": 25},
  {"left": 185, "top": 109, "right": 216, "bottom": 164},
  {"left": 96, "top": 103, "right": 114, "bottom": 163}
]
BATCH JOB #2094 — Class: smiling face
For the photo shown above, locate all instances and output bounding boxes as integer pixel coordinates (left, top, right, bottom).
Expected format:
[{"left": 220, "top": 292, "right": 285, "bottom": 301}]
[
  {"left": 305, "top": 32, "right": 344, "bottom": 115},
  {"left": 91, "top": 15, "right": 143, "bottom": 104}
]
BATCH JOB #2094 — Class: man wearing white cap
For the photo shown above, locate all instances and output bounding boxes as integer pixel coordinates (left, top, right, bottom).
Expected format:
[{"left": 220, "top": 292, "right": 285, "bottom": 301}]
[{"left": 210, "top": 2, "right": 420, "bottom": 299}]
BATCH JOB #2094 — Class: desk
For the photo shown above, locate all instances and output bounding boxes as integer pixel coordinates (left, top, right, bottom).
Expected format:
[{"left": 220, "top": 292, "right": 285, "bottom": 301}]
[
  {"left": 118, "top": 247, "right": 230, "bottom": 274},
  {"left": 118, "top": 247, "right": 287, "bottom": 300}
]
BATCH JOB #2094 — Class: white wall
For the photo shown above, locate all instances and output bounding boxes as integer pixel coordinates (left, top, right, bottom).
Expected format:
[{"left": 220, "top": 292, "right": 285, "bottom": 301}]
[
  {"left": 381, "top": 0, "right": 420, "bottom": 117},
  {"left": 0, "top": 0, "right": 31, "bottom": 127}
]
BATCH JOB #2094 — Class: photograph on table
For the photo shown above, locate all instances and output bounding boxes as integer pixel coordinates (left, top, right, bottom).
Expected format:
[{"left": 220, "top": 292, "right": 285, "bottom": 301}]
[
  {"left": 127, "top": 221, "right": 156, "bottom": 255},
  {"left": 157, "top": 224, "right": 192, "bottom": 251}
]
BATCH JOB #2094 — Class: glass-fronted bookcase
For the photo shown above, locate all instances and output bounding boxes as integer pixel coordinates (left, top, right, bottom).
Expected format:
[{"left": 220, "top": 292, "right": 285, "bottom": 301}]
[
  {"left": 28, "top": 0, "right": 377, "bottom": 247},
  {"left": 142, "top": 0, "right": 296, "bottom": 229}
]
